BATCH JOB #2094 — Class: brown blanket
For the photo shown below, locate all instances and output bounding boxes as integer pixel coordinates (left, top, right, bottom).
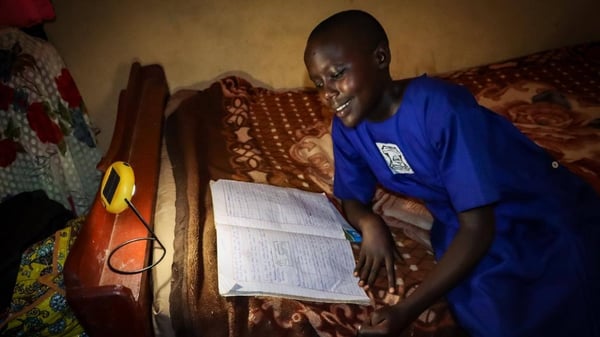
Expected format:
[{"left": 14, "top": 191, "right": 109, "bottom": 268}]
[{"left": 165, "top": 41, "right": 600, "bottom": 337}]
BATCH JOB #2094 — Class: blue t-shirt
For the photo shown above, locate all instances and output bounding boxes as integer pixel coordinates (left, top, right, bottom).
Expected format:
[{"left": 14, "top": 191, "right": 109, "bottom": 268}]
[{"left": 332, "top": 75, "right": 600, "bottom": 336}]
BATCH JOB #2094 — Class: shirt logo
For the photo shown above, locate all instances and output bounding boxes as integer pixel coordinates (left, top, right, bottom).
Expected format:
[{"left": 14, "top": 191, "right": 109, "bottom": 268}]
[{"left": 376, "top": 142, "right": 414, "bottom": 174}]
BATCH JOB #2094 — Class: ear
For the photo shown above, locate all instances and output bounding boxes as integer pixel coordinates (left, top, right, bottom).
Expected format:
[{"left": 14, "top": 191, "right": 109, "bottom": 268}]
[{"left": 373, "top": 43, "right": 391, "bottom": 69}]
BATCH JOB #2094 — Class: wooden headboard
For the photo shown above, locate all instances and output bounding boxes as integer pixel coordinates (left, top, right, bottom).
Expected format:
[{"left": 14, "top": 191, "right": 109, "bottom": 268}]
[{"left": 63, "top": 62, "right": 169, "bottom": 337}]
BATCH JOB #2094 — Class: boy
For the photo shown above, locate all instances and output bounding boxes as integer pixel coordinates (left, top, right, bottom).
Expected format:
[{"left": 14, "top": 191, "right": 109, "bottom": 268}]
[{"left": 304, "top": 9, "right": 600, "bottom": 337}]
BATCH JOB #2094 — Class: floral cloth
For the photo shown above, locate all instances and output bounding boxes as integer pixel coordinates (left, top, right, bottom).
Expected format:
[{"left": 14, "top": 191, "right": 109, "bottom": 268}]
[
  {"left": 0, "top": 27, "right": 101, "bottom": 215},
  {"left": 0, "top": 217, "right": 87, "bottom": 337}
]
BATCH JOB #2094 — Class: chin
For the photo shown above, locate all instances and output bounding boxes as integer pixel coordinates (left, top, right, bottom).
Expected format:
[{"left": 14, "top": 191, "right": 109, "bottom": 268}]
[{"left": 340, "top": 116, "right": 360, "bottom": 128}]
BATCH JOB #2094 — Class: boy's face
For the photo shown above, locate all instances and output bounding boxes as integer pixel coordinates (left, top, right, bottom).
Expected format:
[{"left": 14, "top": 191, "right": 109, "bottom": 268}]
[{"left": 304, "top": 34, "right": 385, "bottom": 128}]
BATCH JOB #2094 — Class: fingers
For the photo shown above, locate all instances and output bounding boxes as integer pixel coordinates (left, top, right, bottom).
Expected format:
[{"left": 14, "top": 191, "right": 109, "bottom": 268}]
[
  {"left": 357, "top": 311, "right": 387, "bottom": 337},
  {"left": 357, "top": 321, "right": 374, "bottom": 337},
  {"left": 356, "top": 238, "right": 402, "bottom": 292},
  {"left": 356, "top": 250, "right": 399, "bottom": 292},
  {"left": 365, "top": 259, "right": 381, "bottom": 287},
  {"left": 356, "top": 254, "right": 381, "bottom": 290},
  {"left": 356, "top": 325, "right": 370, "bottom": 337},
  {"left": 354, "top": 252, "right": 366, "bottom": 286},
  {"left": 394, "top": 245, "right": 405, "bottom": 264},
  {"left": 356, "top": 305, "right": 372, "bottom": 336},
  {"left": 385, "top": 256, "right": 396, "bottom": 294},
  {"left": 357, "top": 324, "right": 379, "bottom": 337}
]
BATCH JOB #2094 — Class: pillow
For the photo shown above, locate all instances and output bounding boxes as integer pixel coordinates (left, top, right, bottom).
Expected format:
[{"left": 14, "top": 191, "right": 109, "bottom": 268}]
[
  {"left": 0, "top": 0, "right": 55, "bottom": 28},
  {"left": 372, "top": 187, "right": 433, "bottom": 250}
]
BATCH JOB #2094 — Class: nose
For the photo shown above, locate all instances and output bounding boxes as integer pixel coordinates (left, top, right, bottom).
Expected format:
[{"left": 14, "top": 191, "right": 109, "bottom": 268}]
[{"left": 321, "top": 81, "right": 338, "bottom": 101}]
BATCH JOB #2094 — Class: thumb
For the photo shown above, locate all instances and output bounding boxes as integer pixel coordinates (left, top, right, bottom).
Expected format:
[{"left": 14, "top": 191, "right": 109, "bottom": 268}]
[
  {"left": 357, "top": 311, "right": 387, "bottom": 337},
  {"left": 370, "top": 309, "right": 387, "bottom": 325},
  {"left": 358, "top": 322, "right": 387, "bottom": 337}
]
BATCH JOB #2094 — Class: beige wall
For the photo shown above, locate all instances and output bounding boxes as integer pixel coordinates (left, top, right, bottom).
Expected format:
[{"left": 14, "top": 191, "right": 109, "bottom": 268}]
[{"left": 45, "top": 0, "right": 600, "bottom": 154}]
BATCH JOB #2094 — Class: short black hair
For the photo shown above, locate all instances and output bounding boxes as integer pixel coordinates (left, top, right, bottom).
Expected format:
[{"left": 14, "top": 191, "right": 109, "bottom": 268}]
[{"left": 308, "top": 10, "right": 389, "bottom": 52}]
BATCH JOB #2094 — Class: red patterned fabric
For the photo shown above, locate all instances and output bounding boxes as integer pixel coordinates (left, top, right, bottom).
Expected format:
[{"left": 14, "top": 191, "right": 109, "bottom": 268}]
[{"left": 0, "top": 0, "right": 55, "bottom": 28}]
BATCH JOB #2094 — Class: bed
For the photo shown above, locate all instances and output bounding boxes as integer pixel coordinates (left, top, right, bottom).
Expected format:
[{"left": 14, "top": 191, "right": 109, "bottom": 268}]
[
  {"left": 0, "top": 26, "right": 102, "bottom": 336},
  {"left": 64, "top": 41, "right": 600, "bottom": 337}
]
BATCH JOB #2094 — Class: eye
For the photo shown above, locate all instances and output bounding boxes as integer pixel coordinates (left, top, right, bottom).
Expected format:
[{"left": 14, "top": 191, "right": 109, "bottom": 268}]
[
  {"left": 331, "top": 68, "right": 345, "bottom": 80},
  {"left": 313, "top": 80, "right": 324, "bottom": 89}
]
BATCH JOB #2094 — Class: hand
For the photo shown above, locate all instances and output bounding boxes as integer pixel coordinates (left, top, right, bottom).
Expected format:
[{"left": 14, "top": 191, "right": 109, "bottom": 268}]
[
  {"left": 355, "top": 215, "right": 401, "bottom": 293},
  {"left": 357, "top": 303, "right": 414, "bottom": 337}
]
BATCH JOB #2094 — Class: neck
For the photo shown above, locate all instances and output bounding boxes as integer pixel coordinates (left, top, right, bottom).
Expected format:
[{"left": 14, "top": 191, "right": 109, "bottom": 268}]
[{"left": 367, "top": 78, "right": 407, "bottom": 122}]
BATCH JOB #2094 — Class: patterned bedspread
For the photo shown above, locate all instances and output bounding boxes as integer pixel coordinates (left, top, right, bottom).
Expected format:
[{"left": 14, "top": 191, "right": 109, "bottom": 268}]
[{"left": 164, "top": 41, "right": 600, "bottom": 337}]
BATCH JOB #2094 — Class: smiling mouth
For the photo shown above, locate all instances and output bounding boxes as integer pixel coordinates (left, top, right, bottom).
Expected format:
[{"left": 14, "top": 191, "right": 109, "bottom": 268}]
[{"left": 334, "top": 99, "right": 352, "bottom": 117}]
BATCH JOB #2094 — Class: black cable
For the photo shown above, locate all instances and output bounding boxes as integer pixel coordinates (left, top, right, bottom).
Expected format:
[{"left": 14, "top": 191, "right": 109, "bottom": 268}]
[{"left": 107, "top": 199, "right": 167, "bottom": 275}]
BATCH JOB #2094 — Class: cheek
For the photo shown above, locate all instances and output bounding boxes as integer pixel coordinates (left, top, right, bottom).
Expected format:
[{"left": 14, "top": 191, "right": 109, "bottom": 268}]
[{"left": 338, "top": 78, "right": 356, "bottom": 95}]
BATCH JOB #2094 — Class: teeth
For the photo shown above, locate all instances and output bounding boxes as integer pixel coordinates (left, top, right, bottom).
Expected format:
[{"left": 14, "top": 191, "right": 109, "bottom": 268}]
[{"left": 336, "top": 100, "right": 350, "bottom": 112}]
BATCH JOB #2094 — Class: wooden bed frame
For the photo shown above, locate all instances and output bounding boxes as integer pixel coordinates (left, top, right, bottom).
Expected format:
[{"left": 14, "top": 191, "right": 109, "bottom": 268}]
[{"left": 63, "top": 62, "right": 169, "bottom": 337}]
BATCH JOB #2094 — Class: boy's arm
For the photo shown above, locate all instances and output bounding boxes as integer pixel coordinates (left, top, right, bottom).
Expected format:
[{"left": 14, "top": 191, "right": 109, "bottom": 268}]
[
  {"left": 402, "top": 205, "right": 495, "bottom": 310},
  {"left": 359, "top": 205, "right": 496, "bottom": 336},
  {"left": 342, "top": 198, "right": 399, "bottom": 293}
]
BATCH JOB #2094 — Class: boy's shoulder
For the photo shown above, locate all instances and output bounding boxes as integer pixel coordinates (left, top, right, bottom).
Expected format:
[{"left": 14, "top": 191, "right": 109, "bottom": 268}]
[
  {"left": 404, "top": 75, "right": 471, "bottom": 101},
  {"left": 407, "top": 74, "right": 456, "bottom": 91}
]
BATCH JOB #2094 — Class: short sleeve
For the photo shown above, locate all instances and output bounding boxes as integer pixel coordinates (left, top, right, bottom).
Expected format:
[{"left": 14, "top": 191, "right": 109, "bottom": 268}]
[
  {"left": 331, "top": 118, "right": 377, "bottom": 204},
  {"left": 424, "top": 82, "right": 500, "bottom": 212}
]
